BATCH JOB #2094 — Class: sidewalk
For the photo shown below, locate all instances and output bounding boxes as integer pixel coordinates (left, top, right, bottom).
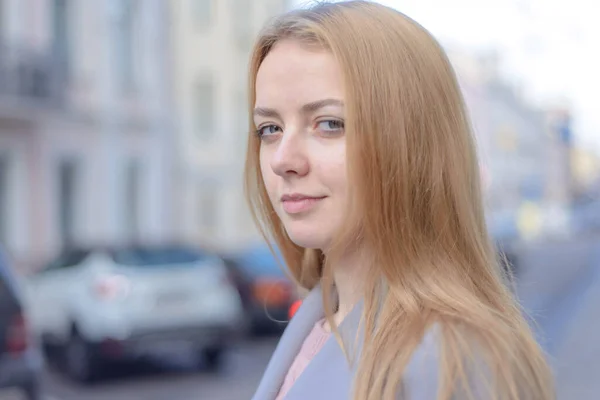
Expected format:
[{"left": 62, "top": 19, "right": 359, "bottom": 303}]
[{"left": 515, "top": 237, "right": 600, "bottom": 399}]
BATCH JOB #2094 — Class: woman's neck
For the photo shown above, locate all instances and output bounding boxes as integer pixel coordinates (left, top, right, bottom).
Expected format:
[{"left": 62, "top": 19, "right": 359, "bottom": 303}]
[{"left": 329, "top": 252, "right": 368, "bottom": 328}]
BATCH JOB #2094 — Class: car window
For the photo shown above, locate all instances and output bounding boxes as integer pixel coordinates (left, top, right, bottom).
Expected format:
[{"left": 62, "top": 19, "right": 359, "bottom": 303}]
[
  {"left": 44, "top": 249, "right": 90, "bottom": 272},
  {"left": 111, "top": 247, "right": 210, "bottom": 267},
  {"left": 0, "top": 272, "right": 11, "bottom": 301},
  {"left": 0, "top": 273, "right": 17, "bottom": 305},
  {"left": 236, "top": 247, "right": 286, "bottom": 278}
]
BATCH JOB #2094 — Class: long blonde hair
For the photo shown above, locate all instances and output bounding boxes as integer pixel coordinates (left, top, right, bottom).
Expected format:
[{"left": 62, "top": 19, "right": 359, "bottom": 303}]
[{"left": 244, "top": 2, "right": 554, "bottom": 399}]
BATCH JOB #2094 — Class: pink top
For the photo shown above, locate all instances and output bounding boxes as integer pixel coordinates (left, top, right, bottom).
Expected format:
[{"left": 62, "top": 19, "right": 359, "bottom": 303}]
[{"left": 275, "top": 319, "right": 331, "bottom": 399}]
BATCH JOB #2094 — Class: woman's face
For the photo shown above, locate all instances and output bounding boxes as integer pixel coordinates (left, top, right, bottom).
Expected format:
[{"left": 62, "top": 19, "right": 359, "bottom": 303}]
[{"left": 254, "top": 40, "right": 347, "bottom": 250}]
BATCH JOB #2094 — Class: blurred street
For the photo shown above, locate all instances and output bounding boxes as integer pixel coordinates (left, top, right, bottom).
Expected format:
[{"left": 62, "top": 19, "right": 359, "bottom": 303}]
[
  {"left": 8, "top": 237, "right": 593, "bottom": 400},
  {"left": 515, "top": 236, "right": 600, "bottom": 400},
  {"left": 41, "top": 338, "right": 277, "bottom": 400},
  {"left": 0, "top": 0, "right": 598, "bottom": 399}
]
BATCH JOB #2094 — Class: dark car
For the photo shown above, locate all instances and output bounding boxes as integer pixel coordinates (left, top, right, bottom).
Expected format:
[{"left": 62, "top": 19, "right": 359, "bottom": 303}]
[
  {"left": 222, "top": 246, "right": 296, "bottom": 335},
  {"left": 0, "top": 250, "right": 44, "bottom": 399}
]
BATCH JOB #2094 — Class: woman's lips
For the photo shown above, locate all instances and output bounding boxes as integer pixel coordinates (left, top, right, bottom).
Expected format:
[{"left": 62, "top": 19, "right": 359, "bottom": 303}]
[{"left": 281, "top": 196, "right": 326, "bottom": 214}]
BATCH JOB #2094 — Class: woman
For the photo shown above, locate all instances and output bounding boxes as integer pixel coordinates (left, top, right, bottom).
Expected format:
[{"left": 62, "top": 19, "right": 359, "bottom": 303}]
[{"left": 245, "top": 2, "right": 554, "bottom": 399}]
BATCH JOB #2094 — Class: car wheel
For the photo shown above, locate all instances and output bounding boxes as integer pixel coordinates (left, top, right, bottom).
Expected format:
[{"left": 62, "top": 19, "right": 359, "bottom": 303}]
[
  {"left": 64, "top": 331, "right": 100, "bottom": 383},
  {"left": 202, "top": 347, "right": 224, "bottom": 371},
  {"left": 22, "top": 382, "right": 42, "bottom": 400}
]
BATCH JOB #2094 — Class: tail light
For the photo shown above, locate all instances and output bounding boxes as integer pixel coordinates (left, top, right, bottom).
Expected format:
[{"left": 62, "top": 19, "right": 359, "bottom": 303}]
[
  {"left": 93, "top": 274, "right": 131, "bottom": 301},
  {"left": 253, "top": 279, "right": 291, "bottom": 307},
  {"left": 6, "top": 313, "right": 29, "bottom": 354},
  {"left": 289, "top": 300, "right": 302, "bottom": 319}
]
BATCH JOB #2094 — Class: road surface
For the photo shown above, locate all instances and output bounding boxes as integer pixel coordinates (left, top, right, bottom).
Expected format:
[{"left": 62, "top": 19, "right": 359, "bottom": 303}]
[{"left": 40, "top": 338, "right": 278, "bottom": 400}]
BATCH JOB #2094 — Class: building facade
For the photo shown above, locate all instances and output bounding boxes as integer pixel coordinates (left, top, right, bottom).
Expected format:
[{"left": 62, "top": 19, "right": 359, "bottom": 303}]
[
  {"left": 449, "top": 49, "right": 572, "bottom": 241},
  {"left": 0, "top": 0, "right": 175, "bottom": 271},
  {"left": 169, "top": 0, "right": 288, "bottom": 251}
]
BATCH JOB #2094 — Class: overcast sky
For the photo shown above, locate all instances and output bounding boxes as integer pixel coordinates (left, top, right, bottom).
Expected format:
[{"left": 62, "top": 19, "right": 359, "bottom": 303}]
[{"left": 292, "top": 0, "right": 600, "bottom": 152}]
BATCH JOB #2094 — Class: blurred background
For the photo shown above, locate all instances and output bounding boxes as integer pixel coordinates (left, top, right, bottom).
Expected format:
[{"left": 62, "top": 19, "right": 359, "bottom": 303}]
[{"left": 0, "top": 0, "right": 598, "bottom": 399}]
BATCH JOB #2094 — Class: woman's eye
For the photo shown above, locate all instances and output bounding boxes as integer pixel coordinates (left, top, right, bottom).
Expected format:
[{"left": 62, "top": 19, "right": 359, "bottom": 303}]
[
  {"left": 257, "top": 124, "right": 282, "bottom": 137},
  {"left": 317, "top": 119, "right": 344, "bottom": 133}
]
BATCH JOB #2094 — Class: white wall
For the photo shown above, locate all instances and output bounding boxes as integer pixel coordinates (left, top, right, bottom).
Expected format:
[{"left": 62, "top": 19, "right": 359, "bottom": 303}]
[
  {"left": 0, "top": 0, "right": 177, "bottom": 269},
  {"left": 172, "top": 0, "right": 287, "bottom": 250}
]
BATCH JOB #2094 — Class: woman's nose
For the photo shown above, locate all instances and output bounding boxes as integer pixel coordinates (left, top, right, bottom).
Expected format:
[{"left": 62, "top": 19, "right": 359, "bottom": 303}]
[{"left": 270, "top": 131, "right": 309, "bottom": 178}]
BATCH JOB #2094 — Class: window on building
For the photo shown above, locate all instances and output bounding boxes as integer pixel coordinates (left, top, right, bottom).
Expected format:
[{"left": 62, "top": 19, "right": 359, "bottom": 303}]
[
  {"left": 237, "top": 89, "right": 249, "bottom": 153},
  {"left": 233, "top": 0, "right": 253, "bottom": 51},
  {"left": 124, "top": 160, "right": 140, "bottom": 242},
  {"left": 52, "top": 0, "right": 71, "bottom": 83},
  {"left": 238, "top": 198, "right": 255, "bottom": 236},
  {"left": 0, "top": 156, "right": 8, "bottom": 246},
  {"left": 198, "top": 183, "right": 218, "bottom": 234},
  {"left": 58, "top": 160, "right": 77, "bottom": 248},
  {"left": 193, "top": 0, "right": 213, "bottom": 29},
  {"left": 237, "top": 89, "right": 248, "bottom": 133},
  {"left": 116, "top": 0, "right": 136, "bottom": 92},
  {"left": 0, "top": 1, "right": 5, "bottom": 38},
  {"left": 194, "top": 78, "right": 215, "bottom": 140}
]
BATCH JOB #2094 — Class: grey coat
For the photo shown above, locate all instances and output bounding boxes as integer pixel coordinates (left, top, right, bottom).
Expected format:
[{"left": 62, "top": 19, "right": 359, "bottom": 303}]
[{"left": 251, "top": 284, "right": 441, "bottom": 400}]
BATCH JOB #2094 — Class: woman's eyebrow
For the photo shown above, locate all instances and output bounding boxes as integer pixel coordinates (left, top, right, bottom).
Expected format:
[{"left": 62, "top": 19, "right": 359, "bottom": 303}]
[
  {"left": 300, "top": 98, "right": 344, "bottom": 114},
  {"left": 253, "top": 107, "right": 280, "bottom": 119},
  {"left": 253, "top": 98, "right": 344, "bottom": 119}
]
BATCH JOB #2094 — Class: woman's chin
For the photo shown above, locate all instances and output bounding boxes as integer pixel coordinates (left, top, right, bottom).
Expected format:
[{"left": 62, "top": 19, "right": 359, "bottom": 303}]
[{"left": 285, "top": 227, "right": 330, "bottom": 250}]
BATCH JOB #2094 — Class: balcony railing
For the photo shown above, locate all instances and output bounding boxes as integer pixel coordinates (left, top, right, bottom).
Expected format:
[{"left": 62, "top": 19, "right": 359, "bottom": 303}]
[{"left": 0, "top": 42, "right": 67, "bottom": 110}]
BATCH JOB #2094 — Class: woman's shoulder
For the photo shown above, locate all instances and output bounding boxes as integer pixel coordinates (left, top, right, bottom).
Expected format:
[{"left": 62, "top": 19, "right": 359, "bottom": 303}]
[
  {"left": 402, "top": 323, "right": 492, "bottom": 400},
  {"left": 402, "top": 325, "right": 442, "bottom": 399}
]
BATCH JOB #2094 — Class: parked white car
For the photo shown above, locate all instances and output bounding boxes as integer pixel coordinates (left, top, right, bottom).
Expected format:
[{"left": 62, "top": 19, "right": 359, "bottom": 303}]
[{"left": 24, "top": 245, "right": 244, "bottom": 383}]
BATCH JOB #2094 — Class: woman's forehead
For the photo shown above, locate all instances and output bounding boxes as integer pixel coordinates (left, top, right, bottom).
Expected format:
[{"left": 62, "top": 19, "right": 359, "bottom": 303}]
[{"left": 255, "top": 41, "right": 344, "bottom": 108}]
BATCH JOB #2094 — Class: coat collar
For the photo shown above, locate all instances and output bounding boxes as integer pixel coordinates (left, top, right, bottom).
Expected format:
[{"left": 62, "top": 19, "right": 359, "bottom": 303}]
[
  {"left": 251, "top": 283, "right": 326, "bottom": 400},
  {"left": 251, "top": 283, "right": 365, "bottom": 400}
]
